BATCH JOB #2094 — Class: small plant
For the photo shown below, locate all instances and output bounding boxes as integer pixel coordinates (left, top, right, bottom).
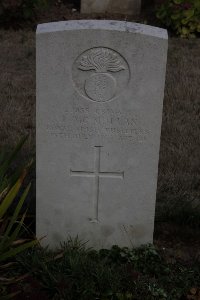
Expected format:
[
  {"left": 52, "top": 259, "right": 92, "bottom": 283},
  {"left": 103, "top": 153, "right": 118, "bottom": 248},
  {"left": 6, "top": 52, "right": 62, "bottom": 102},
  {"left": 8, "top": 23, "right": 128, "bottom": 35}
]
[
  {"left": 156, "top": 0, "right": 200, "bottom": 37},
  {"left": 0, "top": 137, "right": 37, "bottom": 262},
  {"left": 0, "top": 138, "right": 38, "bottom": 298},
  {"left": 0, "top": 171, "right": 37, "bottom": 263},
  {"left": 15, "top": 241, "right": 200, "bottom": 299}
]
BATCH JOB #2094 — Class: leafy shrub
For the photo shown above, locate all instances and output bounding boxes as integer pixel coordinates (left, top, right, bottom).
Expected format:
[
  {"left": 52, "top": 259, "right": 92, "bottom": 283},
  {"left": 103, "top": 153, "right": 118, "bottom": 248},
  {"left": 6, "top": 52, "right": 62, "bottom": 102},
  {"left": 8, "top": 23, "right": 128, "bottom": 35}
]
[
  {"left": 156, "top": 0, "right": 200, "bottom": 37},
  {"left": 0, "top": 0, "right": 49, "bottom": 22}
]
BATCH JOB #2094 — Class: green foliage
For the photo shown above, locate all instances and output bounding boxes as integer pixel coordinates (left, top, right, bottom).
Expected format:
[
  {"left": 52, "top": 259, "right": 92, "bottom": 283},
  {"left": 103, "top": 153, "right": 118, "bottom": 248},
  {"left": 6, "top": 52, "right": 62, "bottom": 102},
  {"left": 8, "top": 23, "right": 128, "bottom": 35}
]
[
  {"left": 0, "top": 138, "right": 38, "bottom": 298},
  {"left": 0, "top": 137, "right": 37, "bottom": 263},
  {"left": 16, "top": 241, "right": 200, "bottom": 299},
  {"left": 156, "top": 0, "right": 200, "bottom": 37},
  {"left": 0, "top": 0, "right": 49, "bottom": 22}
]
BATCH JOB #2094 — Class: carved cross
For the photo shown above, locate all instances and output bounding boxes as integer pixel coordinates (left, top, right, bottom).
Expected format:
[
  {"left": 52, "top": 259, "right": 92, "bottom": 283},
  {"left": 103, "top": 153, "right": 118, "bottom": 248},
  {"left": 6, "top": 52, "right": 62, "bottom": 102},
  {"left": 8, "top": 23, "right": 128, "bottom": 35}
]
[{"left": 70, "top": 146, "right": 124, "bottom": 222}]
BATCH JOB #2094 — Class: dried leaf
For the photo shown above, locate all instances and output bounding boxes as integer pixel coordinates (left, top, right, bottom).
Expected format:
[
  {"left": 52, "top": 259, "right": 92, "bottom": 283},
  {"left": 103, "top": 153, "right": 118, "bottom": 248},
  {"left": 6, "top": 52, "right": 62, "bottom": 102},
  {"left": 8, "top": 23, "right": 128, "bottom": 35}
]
[
  {"left": 0, "top": 276, "right": 15, "bottom": 282},
  {"left": 15, "top": 273, "right": 30, "bottom": 282},
  {"left": 0, "top": 273, "right": 29, "bottom": 285},
  {"left": 0, "top": 262, "right": 16, "bottom": 269},
  {"left": 190, "top": 288, "right": 198, "bottom": 295},
  {"left": 54, "top": 252, "right": 64, "bottom": 260},
  {"left": 12, "top": 238, "right": 32, "bottom": 246}
]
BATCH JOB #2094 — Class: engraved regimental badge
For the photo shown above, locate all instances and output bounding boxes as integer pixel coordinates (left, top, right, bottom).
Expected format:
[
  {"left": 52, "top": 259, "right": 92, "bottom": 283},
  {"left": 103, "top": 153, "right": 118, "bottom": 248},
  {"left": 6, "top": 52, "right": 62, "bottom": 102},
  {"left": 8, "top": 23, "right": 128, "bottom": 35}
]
[{"left": 72, "top": 47, "right": 130, "bottom": 103}]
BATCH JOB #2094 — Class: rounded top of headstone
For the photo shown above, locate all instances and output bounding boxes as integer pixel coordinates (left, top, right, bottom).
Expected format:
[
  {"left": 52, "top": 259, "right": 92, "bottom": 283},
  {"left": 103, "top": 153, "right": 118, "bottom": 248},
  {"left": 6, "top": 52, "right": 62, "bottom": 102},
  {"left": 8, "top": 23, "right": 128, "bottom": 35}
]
[{"left": 37, "top": 20, "right": 168, "bottom": 40}]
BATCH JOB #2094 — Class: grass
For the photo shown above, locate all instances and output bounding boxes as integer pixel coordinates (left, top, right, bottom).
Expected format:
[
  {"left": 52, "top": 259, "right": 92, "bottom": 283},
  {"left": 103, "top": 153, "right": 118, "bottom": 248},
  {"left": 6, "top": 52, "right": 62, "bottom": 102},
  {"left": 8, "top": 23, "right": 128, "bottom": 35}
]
[
  {"left": 0, "top": 30, "right": 35, "bottom": 158},
  {"left": 1, "top": 240, "right": 199, "bottom": 299},
  {"left": 156, "top": 37, "right": 200, "bottom": 219}
]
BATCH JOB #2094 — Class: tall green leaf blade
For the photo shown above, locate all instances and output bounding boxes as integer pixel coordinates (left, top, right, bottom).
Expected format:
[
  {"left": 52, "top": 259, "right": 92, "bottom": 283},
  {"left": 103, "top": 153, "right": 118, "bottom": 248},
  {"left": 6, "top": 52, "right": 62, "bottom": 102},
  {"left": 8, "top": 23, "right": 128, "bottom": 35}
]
[
  {"left": 0, "top": 211, "right": 26, "bottom": 253},
  {"left": 0, "top": 240, "right": 38, "bottom": 262},
  {"left": 6, "top": 212, "right": 27, "bottom": 248},
  {"left": 0, "top": 166, "right": 24, "bottom": 194},
  {"left": 3, "top": 184, "right": 31, "bottom": 239},
  {"left": 0, "top": 176, "right": 23, "bottom": 219}
]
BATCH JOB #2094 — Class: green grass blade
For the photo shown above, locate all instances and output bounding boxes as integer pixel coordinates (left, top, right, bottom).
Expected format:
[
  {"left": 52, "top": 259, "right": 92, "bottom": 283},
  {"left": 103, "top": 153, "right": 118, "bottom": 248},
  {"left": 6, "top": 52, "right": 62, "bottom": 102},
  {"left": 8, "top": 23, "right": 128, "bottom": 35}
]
[
  {"left": 0, "top": 177, "right": 9, "bottom": 195},
  {"left": 9, "top": 168, "right": 22, "bottom": 184},
  {"left": 3, "top": 184, "right": 31, "bottom": 238},
  {"left": 0, "top": 211, "right": 26, "bottom": 253},
  {"left": 7, "top": 212, "right": 27, "bottom": 248},
  {"left": 0, "top": 169, "right": 20, "bottom": 195},
  {"left": 0, "top": 177, "right": 23, "bottom": 219},
  {"left": 0, "top": 240, "right": 38, "bottom": 262}
]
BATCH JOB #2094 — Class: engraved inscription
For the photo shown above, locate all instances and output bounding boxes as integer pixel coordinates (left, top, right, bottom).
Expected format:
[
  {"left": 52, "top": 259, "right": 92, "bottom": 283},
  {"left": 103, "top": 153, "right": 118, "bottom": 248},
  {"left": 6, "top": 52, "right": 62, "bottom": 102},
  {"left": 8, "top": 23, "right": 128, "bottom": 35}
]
[
  {"left": 70, "top": 146, "right": 124, "bottom": 222},
  {"left": 46, "top": 106, "right": 149, "bottom": 144},
  {"left": 72, "top": 47, "right": 130, "bottom": 102}
]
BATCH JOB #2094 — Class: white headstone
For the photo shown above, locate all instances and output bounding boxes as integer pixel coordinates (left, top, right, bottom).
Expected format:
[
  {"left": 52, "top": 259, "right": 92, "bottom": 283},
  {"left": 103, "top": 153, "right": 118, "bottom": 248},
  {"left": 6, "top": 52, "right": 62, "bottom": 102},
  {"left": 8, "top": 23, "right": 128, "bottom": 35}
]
[
  {"left": 36, "top": 20, "right": 168, "bottom": 249},
  {"left": 81, "top": 0, "right": 141, "bottom": 15}
]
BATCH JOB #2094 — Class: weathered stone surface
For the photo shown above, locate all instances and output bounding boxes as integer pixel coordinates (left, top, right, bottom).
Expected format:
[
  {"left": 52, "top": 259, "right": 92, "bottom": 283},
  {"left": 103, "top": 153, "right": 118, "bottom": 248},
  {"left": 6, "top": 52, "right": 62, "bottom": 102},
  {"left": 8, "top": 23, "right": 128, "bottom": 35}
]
[
  {"left": 36, "top": 20, "right": 168, "bottom": 249},
  {"left": 81, "top": 0, "right": 141, "bottom": 15}
]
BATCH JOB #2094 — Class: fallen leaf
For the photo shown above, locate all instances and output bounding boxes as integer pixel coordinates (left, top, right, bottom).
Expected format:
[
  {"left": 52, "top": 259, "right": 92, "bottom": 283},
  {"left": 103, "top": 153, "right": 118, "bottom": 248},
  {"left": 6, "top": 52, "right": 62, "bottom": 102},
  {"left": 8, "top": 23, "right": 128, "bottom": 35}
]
[{"left": 190, "top": 287, "right": 197, "bottom": 295}]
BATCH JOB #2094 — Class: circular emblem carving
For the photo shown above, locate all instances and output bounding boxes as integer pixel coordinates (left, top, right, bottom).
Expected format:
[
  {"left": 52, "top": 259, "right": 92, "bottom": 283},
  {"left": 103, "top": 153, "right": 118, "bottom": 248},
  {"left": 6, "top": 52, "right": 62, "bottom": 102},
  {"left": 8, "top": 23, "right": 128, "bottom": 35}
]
[
  {"left": 72, "top": 47, "right": 130, "bottom": 103},
  {"left": 85, "top": 73, "right": 117, "bottom": 102}
]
